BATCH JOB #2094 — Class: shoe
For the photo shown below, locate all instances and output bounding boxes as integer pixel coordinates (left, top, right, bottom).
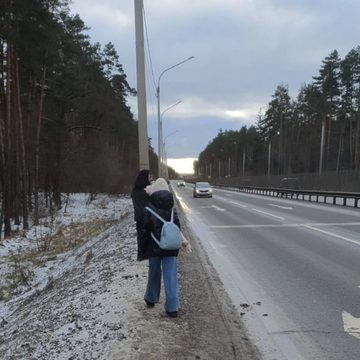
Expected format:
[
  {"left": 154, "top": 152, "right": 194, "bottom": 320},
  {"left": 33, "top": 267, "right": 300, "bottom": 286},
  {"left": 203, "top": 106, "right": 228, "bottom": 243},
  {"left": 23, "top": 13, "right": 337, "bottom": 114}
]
[
  {"left": 145, "top": 300, "right": 155, "bottom": 308},
  {"left": 166, "top": 311, "right": 178, "bottom": 318}
]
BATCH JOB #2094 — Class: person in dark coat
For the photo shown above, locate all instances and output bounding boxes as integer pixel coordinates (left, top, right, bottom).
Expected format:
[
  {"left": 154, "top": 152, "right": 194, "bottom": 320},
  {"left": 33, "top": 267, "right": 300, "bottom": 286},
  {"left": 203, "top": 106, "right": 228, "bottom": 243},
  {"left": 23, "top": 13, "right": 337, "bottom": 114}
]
[
  {"left": 131, "top": 169, "right": 152, "bottom": 261},
  {"left": 138, "top": 177, "right": 180, "bottom": 317}
]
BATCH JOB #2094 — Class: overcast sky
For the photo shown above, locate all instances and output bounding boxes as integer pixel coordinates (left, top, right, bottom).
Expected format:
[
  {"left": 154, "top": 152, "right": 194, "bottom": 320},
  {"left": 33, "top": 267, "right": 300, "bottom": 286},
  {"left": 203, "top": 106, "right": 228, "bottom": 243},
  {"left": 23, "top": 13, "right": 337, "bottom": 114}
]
[{"left": 70, "top": 0, "right": 360, "bottom": 173}]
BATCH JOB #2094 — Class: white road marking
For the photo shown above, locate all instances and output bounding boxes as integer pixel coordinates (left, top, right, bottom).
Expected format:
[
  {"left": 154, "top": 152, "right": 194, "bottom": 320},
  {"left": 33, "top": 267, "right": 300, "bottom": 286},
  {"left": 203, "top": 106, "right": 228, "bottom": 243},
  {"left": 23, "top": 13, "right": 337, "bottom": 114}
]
[
  {"left": 303, "top": 224, "right": 360, "bottom": 247},
  {"left": 209, "top": 224, "right": 294, "bottom": 229},
  {"left": 209, "top": 222, "right": 360, "bottom": 229},
  {"left": 342, "top": 310, "right": 360, "bottom": 340},
  {"left": 211, "top": 205, "right": 225, "bottom": 212},
  {"left": 251, "top": 208, "right": 285, "bottom": 220},
  {"left": 228, "top": 201, "right": 248, "bottom": 208},
  {"left": 269, "top": 204, "right": 293, "bottom": 210},
  {"left": 197, "top": 205, "right": 226, "bottom": 211}
]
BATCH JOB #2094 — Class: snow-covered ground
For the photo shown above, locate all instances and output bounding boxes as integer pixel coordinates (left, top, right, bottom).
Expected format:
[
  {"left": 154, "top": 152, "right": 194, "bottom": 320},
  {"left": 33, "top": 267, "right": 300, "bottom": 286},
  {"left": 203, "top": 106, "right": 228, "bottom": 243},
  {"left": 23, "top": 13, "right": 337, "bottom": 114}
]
[
  {"left": 0, "top": 194, "right": 156, "bottom": 359},
  {"left": 0, "top": 193, "right": 260, "bottom": 360}
]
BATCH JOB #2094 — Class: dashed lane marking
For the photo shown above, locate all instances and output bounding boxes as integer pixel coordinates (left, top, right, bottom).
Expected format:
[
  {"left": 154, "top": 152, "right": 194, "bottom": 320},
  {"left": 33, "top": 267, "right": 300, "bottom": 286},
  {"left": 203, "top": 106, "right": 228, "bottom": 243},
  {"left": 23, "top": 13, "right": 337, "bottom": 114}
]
[
  {"left": 269, "top": 204, "right": 293, "bottom": 210},
  {"left": 342, "top": 310, "right": 360, "bottom": 340},
  {"left": 251, "top": 208, "right": 285, "bottom": 220}
]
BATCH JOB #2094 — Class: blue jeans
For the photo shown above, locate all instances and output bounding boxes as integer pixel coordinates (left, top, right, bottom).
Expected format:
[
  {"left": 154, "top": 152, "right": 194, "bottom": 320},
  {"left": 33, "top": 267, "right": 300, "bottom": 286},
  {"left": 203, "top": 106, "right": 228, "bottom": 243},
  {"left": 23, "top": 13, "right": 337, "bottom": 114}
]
[{"left": 144, "top": 256, "right": 179, "bottom": 312}]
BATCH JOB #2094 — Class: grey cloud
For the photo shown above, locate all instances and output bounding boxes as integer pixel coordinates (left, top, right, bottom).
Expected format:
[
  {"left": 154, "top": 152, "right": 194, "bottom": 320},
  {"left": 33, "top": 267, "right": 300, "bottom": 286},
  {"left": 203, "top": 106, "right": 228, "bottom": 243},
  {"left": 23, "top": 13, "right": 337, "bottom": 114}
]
[{"left": 70, "top": 0, "right": 360, "bottom": 157}]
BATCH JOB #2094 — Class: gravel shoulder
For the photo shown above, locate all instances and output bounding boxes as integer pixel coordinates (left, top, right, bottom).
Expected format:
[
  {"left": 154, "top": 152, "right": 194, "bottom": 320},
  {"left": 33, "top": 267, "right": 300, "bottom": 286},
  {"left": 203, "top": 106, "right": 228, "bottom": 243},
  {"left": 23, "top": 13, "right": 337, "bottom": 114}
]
[{"left": 157, "top": 205, "right": 262, "bottom": 360}]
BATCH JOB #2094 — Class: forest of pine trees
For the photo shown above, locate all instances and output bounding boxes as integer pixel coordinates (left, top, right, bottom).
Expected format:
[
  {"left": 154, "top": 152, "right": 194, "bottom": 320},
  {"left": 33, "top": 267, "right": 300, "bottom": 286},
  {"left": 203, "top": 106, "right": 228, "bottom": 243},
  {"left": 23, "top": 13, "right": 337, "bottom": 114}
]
[
  {"left": 2, "top": 1, "right": 359, "bottom": 239},
  {"left": 0, "top": 0, "right": 159, "bottom": 238},
  {"left": 195, "top": 49, "right": 360, "bottom": 185}
]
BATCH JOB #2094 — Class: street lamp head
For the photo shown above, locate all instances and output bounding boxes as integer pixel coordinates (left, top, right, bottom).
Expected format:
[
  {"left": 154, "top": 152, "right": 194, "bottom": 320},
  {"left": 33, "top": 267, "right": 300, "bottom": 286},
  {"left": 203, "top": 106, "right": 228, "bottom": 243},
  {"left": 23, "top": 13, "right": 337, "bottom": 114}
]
[{"left": 161, "top": 100, "right": 182, "bottom": 119}]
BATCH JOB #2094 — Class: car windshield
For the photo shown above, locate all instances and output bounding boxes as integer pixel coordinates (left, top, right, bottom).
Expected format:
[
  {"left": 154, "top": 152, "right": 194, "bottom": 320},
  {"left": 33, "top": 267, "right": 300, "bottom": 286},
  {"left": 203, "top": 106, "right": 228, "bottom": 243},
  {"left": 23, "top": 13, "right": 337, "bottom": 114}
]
[{"left": 196, "top": 182, "right": 210, "bottom": 188}]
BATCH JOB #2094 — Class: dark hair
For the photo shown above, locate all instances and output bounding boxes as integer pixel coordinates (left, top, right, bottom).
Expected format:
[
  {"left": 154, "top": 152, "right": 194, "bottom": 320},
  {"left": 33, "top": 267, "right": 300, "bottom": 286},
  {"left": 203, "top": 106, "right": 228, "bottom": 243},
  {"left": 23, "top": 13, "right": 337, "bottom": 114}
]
[{"left": 134, "top": 169, "right": 151, "bottom": 189}]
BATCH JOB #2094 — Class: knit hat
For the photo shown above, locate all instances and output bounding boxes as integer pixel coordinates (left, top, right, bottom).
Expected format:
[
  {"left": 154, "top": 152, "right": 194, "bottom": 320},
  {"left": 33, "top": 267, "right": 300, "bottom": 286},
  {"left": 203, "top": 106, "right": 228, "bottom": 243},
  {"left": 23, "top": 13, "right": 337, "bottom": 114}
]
[{"left": 150, "top": 178, "right": 169, "bottom": 194}]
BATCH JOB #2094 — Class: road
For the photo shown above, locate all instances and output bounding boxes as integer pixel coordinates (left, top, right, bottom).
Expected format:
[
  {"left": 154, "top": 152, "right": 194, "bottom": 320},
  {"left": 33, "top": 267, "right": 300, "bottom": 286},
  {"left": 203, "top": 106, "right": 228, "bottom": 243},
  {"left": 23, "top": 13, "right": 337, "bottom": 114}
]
[{"left": 172, "top": 181, "right": 360, "bottom": 360}]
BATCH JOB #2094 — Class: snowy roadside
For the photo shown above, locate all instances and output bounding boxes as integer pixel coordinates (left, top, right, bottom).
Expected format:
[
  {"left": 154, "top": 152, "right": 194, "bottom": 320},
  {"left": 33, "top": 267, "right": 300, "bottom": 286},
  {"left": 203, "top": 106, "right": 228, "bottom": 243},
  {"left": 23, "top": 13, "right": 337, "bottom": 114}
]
[
  {"left": 0, "top": 194, "right": 152, "bottom": 359},
  {"left": 0, "top": 193, "right": 261, "bottom": 360}
]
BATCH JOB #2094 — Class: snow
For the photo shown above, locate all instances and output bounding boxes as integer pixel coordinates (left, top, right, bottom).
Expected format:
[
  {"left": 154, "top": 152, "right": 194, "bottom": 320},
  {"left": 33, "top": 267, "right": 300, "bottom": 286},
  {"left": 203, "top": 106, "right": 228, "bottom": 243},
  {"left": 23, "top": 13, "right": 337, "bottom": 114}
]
[{"left": 0, "top": 193, "right": 152, "bottom": 359}]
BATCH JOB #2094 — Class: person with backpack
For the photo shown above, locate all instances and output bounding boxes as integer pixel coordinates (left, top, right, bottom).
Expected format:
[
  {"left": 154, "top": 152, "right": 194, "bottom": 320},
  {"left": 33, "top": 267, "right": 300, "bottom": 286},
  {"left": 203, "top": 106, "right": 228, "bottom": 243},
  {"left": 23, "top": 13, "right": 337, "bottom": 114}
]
[
  {"left": 131, "top": 169, "right": 153, "bottom": 261},
  {"left": 138, "top": 177, "right": 181, "bottom": 318}
]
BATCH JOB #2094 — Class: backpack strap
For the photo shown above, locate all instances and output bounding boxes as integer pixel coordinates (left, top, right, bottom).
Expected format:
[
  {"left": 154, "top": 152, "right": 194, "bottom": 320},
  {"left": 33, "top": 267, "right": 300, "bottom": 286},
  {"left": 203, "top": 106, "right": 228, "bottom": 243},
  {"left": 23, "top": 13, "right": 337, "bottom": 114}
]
[
  {"left": 145, "top": 206, "right": 165, "bottom": 223},
  {"left": 145, "top": 206, "right": 174, "bottom": 223},
  {"left": 144, "top": 206, "right": 175, "bottom": 247}
]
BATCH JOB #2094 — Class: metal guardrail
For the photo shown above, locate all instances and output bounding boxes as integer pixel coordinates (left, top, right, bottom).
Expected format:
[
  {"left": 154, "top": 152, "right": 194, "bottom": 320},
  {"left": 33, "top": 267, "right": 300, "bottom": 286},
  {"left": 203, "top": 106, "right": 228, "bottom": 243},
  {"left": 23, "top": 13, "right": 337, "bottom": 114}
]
[{"left": 212, "top": 184, "right": 360, "bottom": 208}]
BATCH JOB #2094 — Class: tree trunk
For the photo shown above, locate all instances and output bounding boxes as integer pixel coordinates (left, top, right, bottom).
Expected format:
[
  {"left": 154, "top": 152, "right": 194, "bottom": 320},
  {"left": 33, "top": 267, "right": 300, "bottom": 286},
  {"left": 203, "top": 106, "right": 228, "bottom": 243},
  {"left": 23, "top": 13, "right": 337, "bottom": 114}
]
[
  {"left": 326, "top": 114, "right": 332, "bottom": 171},
  {"left": 34, "top": 66, "right": 46, "bottom": 225},
  {"left": 4, "top": 43, "right": 12, "bottom": 237},
  {"left": 0, "top": 43, "right": 6, "bottom": 240},
  {"left": 15, "top": 53, "right": 28, "bottom": 229},
  {"left": 336, "top": 132, "right": 343, "bottom": 173}
]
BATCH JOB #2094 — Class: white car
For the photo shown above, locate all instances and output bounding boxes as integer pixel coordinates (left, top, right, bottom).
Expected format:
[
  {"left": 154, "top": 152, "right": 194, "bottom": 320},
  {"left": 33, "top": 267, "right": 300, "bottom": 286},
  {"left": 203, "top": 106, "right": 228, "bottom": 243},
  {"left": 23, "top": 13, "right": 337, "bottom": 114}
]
[
  {"left": 193, "top": 182, "right": 212, "bottom": 198},
  {"left": 177, "top": 180, "right": 186, "bottom": 187}
]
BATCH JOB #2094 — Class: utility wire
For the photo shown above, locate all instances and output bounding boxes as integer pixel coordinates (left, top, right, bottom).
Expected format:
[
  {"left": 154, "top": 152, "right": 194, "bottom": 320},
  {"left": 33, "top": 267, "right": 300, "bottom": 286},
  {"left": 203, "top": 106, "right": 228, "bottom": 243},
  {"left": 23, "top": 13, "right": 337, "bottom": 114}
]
[
  {"left": 143, "top": 4, "right": 157, "bottom": 94},
  {"left": 145, "top": 55, "right": 157, "bottom": 126}
]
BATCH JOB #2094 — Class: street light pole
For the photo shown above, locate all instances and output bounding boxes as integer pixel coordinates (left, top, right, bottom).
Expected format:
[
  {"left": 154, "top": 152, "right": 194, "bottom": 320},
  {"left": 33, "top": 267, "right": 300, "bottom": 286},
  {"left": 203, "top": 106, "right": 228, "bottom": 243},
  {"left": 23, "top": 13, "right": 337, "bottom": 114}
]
[
  {"left": 160, "top": 100, "right": 182, "bottom": 166},
  {"left": 242, "top": 149, "right": 246, "bottom": 177},
  {"left": 163, "top": 130, "right": 179, "bottom": 179},
  {"left": 319, "top": 116, "right": 326, "bottom": 175},
  {"left": 267, "top": 139, "right": 271, "bottom": 176},
  {"left": 156, "top": 56, "right": 194, "bottom": 177}
]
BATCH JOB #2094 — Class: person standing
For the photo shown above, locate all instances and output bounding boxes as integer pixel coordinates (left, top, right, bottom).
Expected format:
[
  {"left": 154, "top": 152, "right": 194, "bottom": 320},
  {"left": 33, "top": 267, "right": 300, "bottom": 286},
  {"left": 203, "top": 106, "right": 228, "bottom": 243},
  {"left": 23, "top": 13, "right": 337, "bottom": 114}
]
[
  {"left": 131, "top": 169, "right": 152, "bottom": 261},
  {"left": 138, "top": 178, "right": 180, "bottom": 317}
]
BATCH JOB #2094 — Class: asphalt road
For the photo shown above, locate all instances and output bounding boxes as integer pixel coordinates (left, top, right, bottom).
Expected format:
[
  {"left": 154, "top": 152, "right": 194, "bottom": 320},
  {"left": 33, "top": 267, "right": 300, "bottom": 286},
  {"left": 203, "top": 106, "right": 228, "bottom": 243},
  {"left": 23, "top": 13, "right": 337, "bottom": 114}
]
[{"left": 172, "top": 181, "right": 360, "bottom": 360}]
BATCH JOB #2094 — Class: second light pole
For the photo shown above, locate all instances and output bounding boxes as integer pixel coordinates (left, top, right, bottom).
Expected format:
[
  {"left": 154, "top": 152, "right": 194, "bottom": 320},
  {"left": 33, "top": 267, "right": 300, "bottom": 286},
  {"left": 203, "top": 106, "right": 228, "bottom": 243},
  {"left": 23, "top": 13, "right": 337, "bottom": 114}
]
[
  {"left": 160, "top": 100, "right": 182, "bottom": 166},
  {"left": 156, "top": 56, "right": 194, "bottom": 177}
]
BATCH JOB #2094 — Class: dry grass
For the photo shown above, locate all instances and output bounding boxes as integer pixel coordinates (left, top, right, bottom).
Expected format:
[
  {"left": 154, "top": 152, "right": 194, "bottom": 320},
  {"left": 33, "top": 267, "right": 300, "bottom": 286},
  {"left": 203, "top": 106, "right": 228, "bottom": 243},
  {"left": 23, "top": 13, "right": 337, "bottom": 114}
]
[{"left": 1, "top": 219, "right": 115, "bottom": 300}]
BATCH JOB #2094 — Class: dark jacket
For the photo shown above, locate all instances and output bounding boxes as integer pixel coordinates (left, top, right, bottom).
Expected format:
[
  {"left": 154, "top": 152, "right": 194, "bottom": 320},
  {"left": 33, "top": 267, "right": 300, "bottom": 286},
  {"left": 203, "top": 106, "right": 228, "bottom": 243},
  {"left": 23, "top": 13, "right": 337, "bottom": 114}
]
[
  {"left": 138, "top": 190, "right": 180, "bottom": 259},
  {"left": 131, "top": 169, "right": 150, "bottom": 222}
]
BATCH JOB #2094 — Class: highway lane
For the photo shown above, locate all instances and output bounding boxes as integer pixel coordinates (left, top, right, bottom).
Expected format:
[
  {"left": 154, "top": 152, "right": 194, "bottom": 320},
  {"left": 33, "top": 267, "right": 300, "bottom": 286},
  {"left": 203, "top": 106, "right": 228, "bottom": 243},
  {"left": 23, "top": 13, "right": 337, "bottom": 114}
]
[{"left": 172, "top": 182, "right": 360, "bottom": 360}]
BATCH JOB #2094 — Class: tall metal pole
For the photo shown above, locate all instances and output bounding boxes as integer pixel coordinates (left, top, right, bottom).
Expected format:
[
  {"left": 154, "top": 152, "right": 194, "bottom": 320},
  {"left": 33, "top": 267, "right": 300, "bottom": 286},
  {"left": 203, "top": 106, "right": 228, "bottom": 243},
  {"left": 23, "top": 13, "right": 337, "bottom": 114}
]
[
  {"left": 162, "top": 130, "right": 179, "bottom": 179},
  {"left": 160, "top": 100, "right": 182, "bottom": 167},
  {"left": 156, "top": 56, "right": 194, "bottom": 177},
  {"left": 242, "top": 149, "right": 246, "bottom": 177},
  {"left": 267, "top": 140, "right": 271, "bottom": 176},
  {"left": 157, "top": 86, "right": 162, "bottom": 176},
  {"left": 134, "top": 0, "right": 149, "bottom": 170},
  {"left": 319, "top": 117, "right": 326, "bottom": 175}
]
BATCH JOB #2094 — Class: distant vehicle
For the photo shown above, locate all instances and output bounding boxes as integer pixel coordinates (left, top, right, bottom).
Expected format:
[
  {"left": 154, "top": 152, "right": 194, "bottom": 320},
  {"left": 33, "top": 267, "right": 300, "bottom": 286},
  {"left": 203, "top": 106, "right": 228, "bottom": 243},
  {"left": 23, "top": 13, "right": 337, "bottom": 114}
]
[
  {"left": 193, "top": 182, "right": 212, "bottom": 198},
  {"left": 279, "top": 177, "right": 300, "bottom": 190},
  {"left": 177, "top": 180, "right": 186, "bottom": 187}
]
